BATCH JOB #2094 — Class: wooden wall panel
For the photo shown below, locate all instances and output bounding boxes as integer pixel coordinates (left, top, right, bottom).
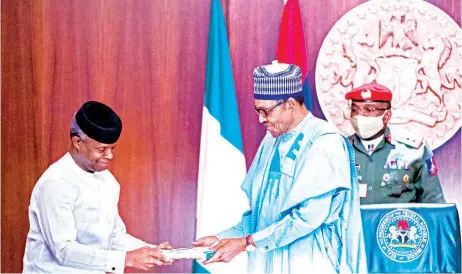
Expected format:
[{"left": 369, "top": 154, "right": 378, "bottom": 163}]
[
  {"left": 2, "top": 0, "right": 461, "bottom": 272},
  {"left": 2, "top": 0, "right": 210, "bottom": 272},
  {"left": 2, "top": 0, "right": 44, "bottom": 270}
]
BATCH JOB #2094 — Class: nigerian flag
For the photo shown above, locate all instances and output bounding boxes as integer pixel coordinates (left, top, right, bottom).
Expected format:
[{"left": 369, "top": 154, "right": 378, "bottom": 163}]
[{"left": 193, "top": 0, "right": 248, "bottom": 272}]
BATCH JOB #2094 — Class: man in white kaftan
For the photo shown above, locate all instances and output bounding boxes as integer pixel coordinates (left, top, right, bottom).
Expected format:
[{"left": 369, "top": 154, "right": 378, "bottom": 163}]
[{"left": 23, "top": 101, "right": 174, "bottom": 273}]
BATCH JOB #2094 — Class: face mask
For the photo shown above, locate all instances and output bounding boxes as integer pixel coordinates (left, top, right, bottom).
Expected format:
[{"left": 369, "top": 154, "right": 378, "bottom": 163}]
[{"left": 350, "top": 112, "right": 387, "bottom": 139}]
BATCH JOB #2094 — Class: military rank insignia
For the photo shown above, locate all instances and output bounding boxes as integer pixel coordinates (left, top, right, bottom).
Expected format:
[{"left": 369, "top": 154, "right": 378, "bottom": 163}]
[{"left": 425, "top": 156, "right": 438, "bottom": 176}]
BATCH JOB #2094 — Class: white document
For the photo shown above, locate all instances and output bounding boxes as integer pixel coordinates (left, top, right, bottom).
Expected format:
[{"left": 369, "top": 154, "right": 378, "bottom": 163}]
[{"left": 160, "top": 247, "right": 215, "bottom": 260}]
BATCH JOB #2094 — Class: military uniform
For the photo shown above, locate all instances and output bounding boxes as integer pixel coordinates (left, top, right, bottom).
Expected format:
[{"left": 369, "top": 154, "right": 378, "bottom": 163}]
[{"left": 349, "top": 127, "right": 445, "bottom": 204}]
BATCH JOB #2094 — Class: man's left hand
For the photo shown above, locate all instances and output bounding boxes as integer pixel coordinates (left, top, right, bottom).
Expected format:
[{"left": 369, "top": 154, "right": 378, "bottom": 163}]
[{"left": 202, "top": 237, "right": 246, "bottom": 264}]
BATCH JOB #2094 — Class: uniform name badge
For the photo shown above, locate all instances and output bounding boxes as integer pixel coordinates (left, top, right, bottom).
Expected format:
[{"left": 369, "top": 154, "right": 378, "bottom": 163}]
[{"left": 359, "top": 183, "right": 368, "bottom": 198}]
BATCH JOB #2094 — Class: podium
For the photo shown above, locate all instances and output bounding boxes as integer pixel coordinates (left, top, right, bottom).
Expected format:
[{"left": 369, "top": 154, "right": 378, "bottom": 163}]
[{"left": 361, "top": 203, "right": 461, "bottom": 273}]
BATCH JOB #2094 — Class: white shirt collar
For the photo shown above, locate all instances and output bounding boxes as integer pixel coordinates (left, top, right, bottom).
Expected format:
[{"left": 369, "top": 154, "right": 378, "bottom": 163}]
[
  {"left": 63, "top": 152, "right": 97, "bottom": 180},
  {"left": 360, "top": 134, "right": 384, "bottom": 155}
]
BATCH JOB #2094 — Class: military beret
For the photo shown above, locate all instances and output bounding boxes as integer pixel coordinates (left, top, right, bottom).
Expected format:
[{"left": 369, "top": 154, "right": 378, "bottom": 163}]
[{"left": 345, "top": 83, "right": 392, "bottom": 102}]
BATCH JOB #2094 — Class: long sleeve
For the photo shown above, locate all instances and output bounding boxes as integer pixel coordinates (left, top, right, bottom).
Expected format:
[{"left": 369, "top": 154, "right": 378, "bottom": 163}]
[
  {"left": 111, "top": 212, "right": 154, "bottom": 251},
  {"left": 252, "top": 191, "right": 340, "bottom": 251},
  {"left": 252, "top": 134, "right": 351, "bottom": 252},
  {"left": 416, "top": 159, "right": 445, "bottom": 203},
  {"left": 215, "top": 214, "right": 247, "bottom": 239},
  {"left": 215, "top": 138, "right": 268, "bottom": 240},
  {"left": 34, "top": 179, "right": 126, "bottom": 273}
]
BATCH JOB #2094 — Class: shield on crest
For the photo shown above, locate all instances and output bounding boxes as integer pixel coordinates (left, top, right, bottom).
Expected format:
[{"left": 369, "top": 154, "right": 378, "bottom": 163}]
[{"left": 376, "top": 57, "right": 419, "bottom": 108}]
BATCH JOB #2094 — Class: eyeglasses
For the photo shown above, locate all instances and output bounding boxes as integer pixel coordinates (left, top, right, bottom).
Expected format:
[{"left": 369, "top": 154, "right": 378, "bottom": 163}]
[
  {"left": 349, "top": 105, "right": 389, "bottom": 115},
  {"left": 254, "top": 100, "right": 284, "bottom": 118}
]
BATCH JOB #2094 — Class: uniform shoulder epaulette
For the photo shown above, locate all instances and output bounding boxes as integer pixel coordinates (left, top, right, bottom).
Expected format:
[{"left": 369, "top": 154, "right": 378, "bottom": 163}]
[{"left": 389, "top": 129, "right": 423, "bottom": 149}]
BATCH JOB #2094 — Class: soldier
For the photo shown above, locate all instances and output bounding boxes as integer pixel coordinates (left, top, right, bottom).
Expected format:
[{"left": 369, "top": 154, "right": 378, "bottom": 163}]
[{"left": 345, "top": 83, "right": 445, "bottom": 204}]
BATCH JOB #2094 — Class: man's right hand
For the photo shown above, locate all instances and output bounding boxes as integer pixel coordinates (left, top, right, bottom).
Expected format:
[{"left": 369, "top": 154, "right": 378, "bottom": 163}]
[
  {"left": 192, "top": 236, "right": 219, "bottom": 247},
  {"left": 125, "top": 246, "right": 172, "bottom": 271}
]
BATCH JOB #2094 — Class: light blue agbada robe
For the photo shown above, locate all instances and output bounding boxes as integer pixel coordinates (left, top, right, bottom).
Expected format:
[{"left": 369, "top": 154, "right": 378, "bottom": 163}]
[{"left": 216, "top": 113, "right": 367, "bottom": 273}]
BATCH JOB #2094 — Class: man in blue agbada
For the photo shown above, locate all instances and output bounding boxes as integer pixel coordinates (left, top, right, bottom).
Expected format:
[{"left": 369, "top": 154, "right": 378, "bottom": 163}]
[{"left": 193, "top": 62, "right": 367, "bottom": 273}]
